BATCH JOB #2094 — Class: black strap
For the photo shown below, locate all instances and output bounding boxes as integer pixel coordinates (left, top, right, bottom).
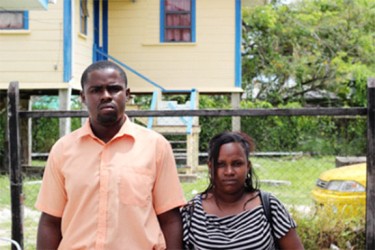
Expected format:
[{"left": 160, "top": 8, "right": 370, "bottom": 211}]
[
  {"left": 260, "top": 190, "right": 280, "bottom": 249},
  {"left": 260, "top": 190, "right": 271, "bottom": 223}
]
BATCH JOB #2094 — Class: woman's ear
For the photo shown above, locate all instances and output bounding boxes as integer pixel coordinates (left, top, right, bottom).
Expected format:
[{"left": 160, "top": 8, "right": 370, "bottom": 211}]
[{"left": 208, "top": 161, "right": 212, "bottom": 170}]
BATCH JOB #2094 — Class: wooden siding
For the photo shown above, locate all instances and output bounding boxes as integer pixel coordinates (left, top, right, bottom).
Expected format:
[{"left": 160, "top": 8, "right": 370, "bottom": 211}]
[
  {"left": 71, "top": 0, "right": 94, "bottom": 90},
  {"left": 0, "top": 0, "right": 64, "bottom": 88},
  {"left": 108, "top": 0, "right": 239, "bottom": 94}
]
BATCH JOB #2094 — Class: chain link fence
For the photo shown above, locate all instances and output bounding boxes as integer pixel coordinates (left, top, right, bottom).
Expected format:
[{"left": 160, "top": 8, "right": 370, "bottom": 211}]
[{"left": 1, "top": 110, "right": 368, "bottom": 249}]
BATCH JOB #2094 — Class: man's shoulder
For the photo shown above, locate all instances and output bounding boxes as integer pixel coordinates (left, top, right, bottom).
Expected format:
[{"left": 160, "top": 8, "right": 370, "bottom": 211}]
[
  {"left": 55, "top": 126, "right": 85, "bottom": 145},
  {"left": 128, "top": 121, "right": 164, "bottom": 138}
]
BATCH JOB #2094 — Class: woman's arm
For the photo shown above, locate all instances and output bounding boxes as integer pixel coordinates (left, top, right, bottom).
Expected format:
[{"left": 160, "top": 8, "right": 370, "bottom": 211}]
[{"left": 278, "top": 228, "right": 304, "bottom": 250}]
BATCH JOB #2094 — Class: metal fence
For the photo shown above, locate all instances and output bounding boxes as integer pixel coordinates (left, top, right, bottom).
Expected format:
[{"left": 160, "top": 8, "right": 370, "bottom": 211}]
[{"left": 2, "top": 79, "right": 375, "bottom": 249}]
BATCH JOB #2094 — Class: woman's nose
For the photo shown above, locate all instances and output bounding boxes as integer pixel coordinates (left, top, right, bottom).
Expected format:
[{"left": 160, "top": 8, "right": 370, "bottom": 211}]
[{"left": 224, "top": 166, "right": 234, "bottom": 174}]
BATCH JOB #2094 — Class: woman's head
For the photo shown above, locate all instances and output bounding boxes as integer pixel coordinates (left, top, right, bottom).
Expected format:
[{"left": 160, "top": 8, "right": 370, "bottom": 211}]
[{"left": 203, "top": 131, "right": 259, "bottom": 195}]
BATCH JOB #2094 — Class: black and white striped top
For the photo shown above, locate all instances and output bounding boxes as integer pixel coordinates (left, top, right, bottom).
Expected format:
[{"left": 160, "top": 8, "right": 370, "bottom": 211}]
[{"left": 180, "top": 193, "right": 297, "bottom": 250}]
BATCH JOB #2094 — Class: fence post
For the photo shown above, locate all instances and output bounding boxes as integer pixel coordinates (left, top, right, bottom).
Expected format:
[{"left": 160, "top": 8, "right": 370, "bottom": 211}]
[
  {"left": 367, "top": 77, "right": 375, "bottom": 249},
  {"left": 7, "top": 81, "right": 24, "bottom": 250}
]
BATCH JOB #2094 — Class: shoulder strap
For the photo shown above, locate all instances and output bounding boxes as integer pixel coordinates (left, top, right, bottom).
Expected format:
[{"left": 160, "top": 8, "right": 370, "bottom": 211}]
[
  {"left": 260, "top": 190, "right": 272, "bottom": 223},
  {"left": 260, "top": 190, "right": 280, "bottom": 249}
]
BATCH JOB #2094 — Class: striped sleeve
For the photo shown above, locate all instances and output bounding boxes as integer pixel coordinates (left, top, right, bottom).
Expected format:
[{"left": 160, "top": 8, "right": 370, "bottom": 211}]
[{"left": 269, "top": 194, "right": 297, "bottom": 239}]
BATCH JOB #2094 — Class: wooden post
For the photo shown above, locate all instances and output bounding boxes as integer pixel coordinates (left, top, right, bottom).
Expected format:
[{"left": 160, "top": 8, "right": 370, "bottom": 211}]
[
  {"left": 7, "top": 81, "right": 24, "bottom": 250},
  {"left": 366, "top": 77, "right": 375, "bottom": 249}
]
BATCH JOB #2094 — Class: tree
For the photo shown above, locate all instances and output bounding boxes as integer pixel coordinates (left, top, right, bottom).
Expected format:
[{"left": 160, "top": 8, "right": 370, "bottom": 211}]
[{"left": 242, "top": 0, "right": 375, "bottom": 106}]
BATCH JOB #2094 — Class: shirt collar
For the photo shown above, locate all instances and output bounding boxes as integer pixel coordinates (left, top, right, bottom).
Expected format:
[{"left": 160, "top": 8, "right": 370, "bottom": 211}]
[{"left": 78, "top": 115, "right": 136, "bottom": 141}]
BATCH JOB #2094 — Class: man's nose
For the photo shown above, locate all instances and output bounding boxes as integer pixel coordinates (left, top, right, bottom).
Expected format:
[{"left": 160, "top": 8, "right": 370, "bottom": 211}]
[{"left": 102, "top": 89, "right": 111, "bottom": 99}]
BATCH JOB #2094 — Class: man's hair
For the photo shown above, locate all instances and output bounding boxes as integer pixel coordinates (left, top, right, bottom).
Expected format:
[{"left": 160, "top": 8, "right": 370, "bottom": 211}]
[{"left": 80, "top": 60, "right": 128, "bottom": 90}]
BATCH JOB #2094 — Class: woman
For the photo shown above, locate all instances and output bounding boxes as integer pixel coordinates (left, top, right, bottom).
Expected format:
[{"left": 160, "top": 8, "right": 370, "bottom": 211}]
[{"left": 181, "top": 131, "right": 304, "bottom": 250}]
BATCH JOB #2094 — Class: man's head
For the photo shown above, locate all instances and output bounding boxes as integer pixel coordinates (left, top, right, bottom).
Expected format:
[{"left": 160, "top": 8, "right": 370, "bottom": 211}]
[
  {"left": 80, "top": 61, "right": 130, "bottom": 128},
  {"left": 81, "top": 60, "right": 128, "bottom": 90}
]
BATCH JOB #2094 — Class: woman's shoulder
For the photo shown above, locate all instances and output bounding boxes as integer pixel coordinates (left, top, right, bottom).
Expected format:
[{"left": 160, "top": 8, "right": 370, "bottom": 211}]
[{"left": 181, "top": 194, "right": 202, "bottom": 211}]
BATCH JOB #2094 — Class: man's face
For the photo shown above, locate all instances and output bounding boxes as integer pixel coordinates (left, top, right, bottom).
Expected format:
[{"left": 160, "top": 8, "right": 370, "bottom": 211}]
[{"left": 81, "top": 68, "right": 130, "bottom": 127}]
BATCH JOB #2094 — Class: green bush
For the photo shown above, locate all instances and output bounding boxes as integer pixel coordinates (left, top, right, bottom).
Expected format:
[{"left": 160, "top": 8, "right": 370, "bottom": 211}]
[
  {"left": 238, "top": 100, "right": 366, "bottom": 155},
  {"left": 295, "top": 210, "right": 365, "bottom": 249}
]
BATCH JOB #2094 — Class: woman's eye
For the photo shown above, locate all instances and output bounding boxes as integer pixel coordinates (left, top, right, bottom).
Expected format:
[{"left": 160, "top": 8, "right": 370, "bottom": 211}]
[
  {"left": 217, "top": 162, "right": 225, "bottom": 168},
  {"left": 233, "top": 161, "right": 243, "bottom": 167}
]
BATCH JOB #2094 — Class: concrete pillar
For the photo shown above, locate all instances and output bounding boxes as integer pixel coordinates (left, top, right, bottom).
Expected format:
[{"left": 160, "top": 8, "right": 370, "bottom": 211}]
[
  {"left": 231, "top": 92, "right": 241, "bottom": 131},
  {"left": 59, "top": 88, "right": 72, "bottom": 137},
  {"left": 186, "top": 130, "right": 199, "bottom": 174}
]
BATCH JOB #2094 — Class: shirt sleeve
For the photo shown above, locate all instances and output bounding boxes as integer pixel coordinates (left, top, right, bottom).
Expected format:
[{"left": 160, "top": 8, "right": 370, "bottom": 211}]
[
  {"left": 35, "top": 141, "right": 67, "bottom": 217},
  {"left": 269, "top": 194, "right": 297, "bottom": 239},
  {"left": 152, "top": 135, "right": 186, "bottom": 214}
]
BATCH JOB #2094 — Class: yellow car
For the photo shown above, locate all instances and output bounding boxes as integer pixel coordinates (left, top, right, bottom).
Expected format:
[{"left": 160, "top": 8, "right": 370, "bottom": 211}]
[{"left": 311, "top": 163, "right": 366, "bottom": 218}]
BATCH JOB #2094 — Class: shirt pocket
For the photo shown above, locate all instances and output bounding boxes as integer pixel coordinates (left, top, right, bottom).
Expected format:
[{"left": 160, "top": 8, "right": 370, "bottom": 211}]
[{"left": 119, "top": 168, "right": 154, "bottom": 207}]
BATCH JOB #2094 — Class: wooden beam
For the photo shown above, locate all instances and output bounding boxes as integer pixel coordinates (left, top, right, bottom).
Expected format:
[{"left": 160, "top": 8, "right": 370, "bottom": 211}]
[
  {"left": 18, "top": 107, "right": 367, "bottom": 118},
  {"left": 7, "top": 81, "right": 24, "bottom": 250},
  {"left": 366, "top": 77, "right": 375, "bottom": 249}
]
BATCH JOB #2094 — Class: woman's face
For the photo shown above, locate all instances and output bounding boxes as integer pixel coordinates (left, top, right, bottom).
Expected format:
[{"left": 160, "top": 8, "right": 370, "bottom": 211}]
[{"left": 210, "top": 142, "right": 250, "bottom": 195}]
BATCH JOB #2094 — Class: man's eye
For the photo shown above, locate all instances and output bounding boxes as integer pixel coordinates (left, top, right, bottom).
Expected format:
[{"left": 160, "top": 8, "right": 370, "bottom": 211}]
[
  {"left": 108, "top": 86, "right": 123, "bottom": 92},
  {"left": 90, "top": 87, "right": 101, "bottom": 93}
]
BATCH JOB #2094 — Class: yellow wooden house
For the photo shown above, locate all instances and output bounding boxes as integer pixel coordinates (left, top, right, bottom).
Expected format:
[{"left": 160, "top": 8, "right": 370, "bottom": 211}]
[{"left": 0, "top": 0, "right": 251, "bottom": 170}]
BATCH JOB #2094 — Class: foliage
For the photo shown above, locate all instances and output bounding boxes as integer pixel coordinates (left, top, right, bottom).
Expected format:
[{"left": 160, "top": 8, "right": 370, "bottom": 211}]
[
  {"left": 295, "top": 210, "right": 365, "bottom": 249},
  {"left": 32, "top": 96, "right": 82, "bottom": 153},
  {"left": 239, "top": 99, "right": 366, "bottom": 155},
  {"left": 242, "top": 0, "right": 375, "bottom": 106},
  {"left": 198, "top": 95, "right": 232, "bottom": 152}
]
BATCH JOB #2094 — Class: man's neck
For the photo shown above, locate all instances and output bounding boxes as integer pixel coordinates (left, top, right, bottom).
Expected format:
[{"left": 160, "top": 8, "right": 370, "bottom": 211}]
[{"left": 90, "top": 116, "right": 126, "bottom": 143}]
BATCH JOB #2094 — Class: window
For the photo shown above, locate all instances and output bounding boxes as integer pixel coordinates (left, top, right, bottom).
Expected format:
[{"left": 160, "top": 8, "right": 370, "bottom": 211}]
[
  {"left": 0, "top": 11, "right": 28, "bottom": 30},
  {"left": 161, "top": 0, "right": 195, "bottom": 42},
  {"left": 80, "top": 0, "right": 89, "bottom": 35}
]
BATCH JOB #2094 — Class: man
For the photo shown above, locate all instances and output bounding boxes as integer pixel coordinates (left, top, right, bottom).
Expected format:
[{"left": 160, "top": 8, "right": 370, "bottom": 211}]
[{"left": 35, "top": 60, "right": 186, "bottom": 249}]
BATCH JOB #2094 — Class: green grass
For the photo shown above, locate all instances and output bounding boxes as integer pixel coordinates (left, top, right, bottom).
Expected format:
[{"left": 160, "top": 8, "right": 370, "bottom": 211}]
[{"left": 253, "top": 155, "right": 334, "bottom": 206}]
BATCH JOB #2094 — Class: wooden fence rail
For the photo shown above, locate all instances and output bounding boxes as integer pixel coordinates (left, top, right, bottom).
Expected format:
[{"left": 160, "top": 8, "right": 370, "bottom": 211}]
[{"left": 7, "top": 78, "right": 375, "bottom": 249}]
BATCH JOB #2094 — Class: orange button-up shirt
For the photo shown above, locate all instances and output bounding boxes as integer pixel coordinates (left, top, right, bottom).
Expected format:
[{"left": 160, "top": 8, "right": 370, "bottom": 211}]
[{"left": 35, "top": 117, "right": 186, "bottom": 249}]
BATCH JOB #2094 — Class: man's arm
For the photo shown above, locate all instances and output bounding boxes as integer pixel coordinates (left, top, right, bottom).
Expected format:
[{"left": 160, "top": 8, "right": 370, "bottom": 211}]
[
  {"left": 157, "top": 207, "right": 183, "bottom": 250},
  {"left": 37, "top": 212, "right": 62, "bottom": 250}
]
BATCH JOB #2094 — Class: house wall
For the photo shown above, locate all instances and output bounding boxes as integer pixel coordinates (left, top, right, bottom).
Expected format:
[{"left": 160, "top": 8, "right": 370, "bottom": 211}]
[
  {"left": 0, "top": 1, "right": 65, "bottom": 89},
  {"left": 108, "top": 0, "right": 241, "bottom": 94},
  {"left": 71, "top": 0, "right": 95, "bottom": 90}
]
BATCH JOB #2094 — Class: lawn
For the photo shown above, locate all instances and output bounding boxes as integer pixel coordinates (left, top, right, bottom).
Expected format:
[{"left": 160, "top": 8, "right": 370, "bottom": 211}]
[{"left": 0, "top": 155, "right": 335, "bottom": 249}]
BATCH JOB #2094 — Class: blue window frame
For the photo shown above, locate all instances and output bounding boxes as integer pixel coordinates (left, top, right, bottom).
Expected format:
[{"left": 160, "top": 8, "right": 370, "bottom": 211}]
[
  {"left": 80, "top": 0, "right": 89, "bottom": 35},
  {"left": 160, "top": 0, "right": 195, "bottom": 43},
  {"left": 0, "top": 11, "right": 28, "bottom": 30}
]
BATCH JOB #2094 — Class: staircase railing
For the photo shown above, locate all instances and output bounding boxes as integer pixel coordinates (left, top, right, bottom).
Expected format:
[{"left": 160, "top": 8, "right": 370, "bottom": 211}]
[{"left": 93, "top": 45, "right": 197, "bottom": 134}]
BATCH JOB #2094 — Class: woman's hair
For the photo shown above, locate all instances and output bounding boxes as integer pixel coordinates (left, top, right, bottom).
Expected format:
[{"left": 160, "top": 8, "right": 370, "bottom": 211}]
[{"left": 201, "top": 131, "right": 259, "bottom": 197}]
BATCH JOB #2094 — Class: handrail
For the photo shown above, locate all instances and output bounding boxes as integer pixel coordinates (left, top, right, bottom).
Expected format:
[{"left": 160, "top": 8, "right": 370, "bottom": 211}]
[
  {"left": 94, "top": 46, "right": 192, "bottom": 93},
  {"left": 93, "top": 46, "right": 197, "bottom": 134},
  {"left": 0, "top": 238, "right": 22, "bottom": 250},
  {"left": 147, "top": 90, "right": 158, "bottom": 129}
]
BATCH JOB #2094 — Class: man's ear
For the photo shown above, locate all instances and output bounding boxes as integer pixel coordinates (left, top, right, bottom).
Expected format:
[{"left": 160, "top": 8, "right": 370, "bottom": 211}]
[
  {"left": 80, "top": 91, "right": 86, "bottom": 105},
  {"left": 125, "top": 88, "right": 131, "bottom": 101}
]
